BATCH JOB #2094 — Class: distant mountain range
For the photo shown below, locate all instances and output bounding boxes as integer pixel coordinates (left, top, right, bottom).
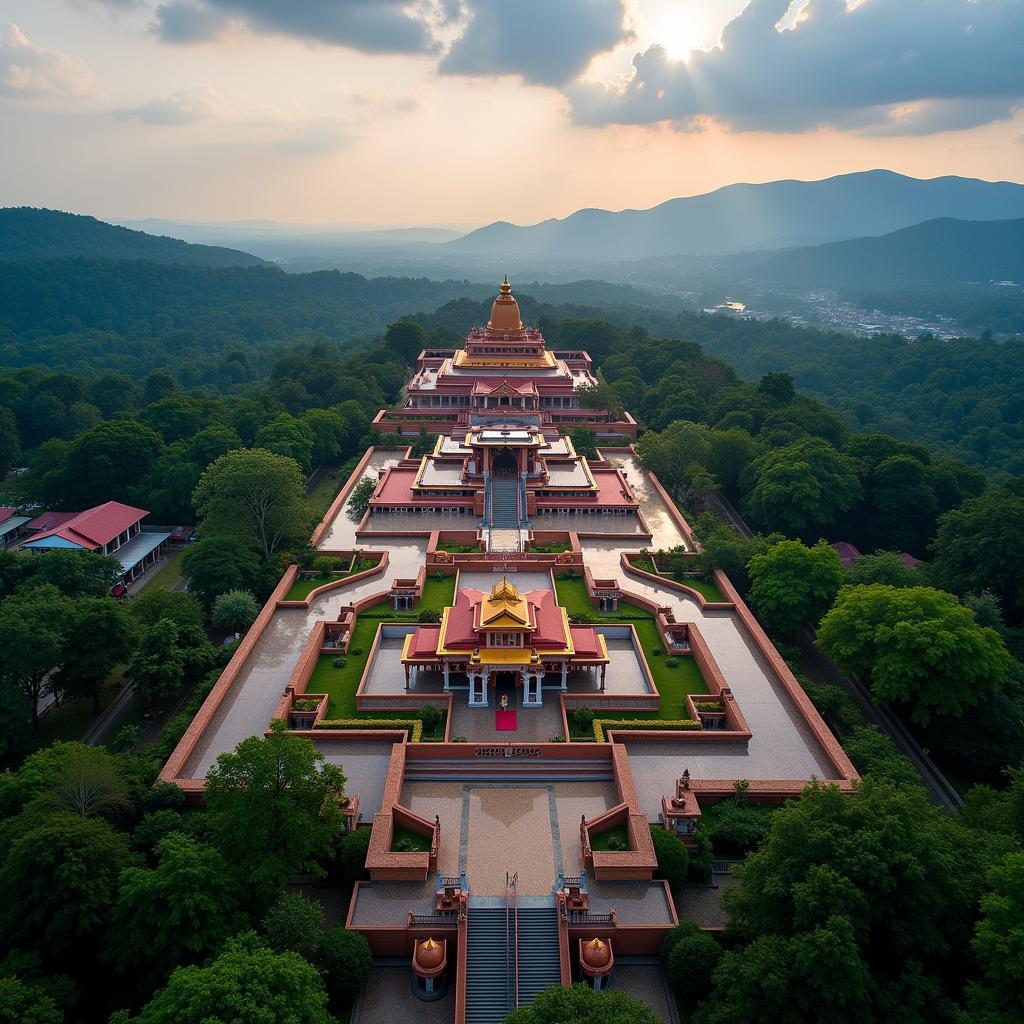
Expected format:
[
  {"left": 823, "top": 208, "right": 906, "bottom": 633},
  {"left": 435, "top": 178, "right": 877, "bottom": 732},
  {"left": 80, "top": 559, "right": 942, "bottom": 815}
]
[
  {"left": 448, "top": 170, "right": 1024, "bottom": 259},
  {"left": 0, "top": 208, "right": 264, "bottom": 268},
  {"left": 744, "top": 217, "right": 1024, "bottom": 289}
]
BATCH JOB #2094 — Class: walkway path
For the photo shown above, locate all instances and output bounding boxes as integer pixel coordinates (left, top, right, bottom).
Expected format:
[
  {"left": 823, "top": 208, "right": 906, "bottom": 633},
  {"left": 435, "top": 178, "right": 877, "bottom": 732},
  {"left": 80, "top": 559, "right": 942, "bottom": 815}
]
[
  {"left": 182, "top": 537, "right": 426, "bottom": 778},
  {"left": 580, "top": 540, "right": 838, "bottom": 788}
]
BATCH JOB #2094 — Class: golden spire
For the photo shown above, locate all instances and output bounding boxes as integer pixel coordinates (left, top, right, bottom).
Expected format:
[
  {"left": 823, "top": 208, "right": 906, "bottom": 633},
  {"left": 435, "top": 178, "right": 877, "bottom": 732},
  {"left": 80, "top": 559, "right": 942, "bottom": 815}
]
[{"left": 500, "top": 275, "right": 511, "bottom": 294}]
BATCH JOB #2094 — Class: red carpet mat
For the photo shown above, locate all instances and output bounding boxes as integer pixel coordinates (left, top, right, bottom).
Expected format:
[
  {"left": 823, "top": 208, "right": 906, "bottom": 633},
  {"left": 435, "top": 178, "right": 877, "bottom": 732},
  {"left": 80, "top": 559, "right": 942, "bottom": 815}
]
[{"left": 495, "top": 709, "right": 517, "bottom": 731}]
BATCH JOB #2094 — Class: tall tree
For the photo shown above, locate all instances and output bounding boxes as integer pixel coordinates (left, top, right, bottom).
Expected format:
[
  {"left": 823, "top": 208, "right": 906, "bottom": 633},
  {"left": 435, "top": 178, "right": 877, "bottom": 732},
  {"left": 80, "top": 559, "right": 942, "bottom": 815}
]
[
  {"left": 931, "top": 490, "right": 1024, "bottom": 621},
  {"left": 748, "top": 539, "right": 845, "bottom": 636},
  {"left": 108, "top": 833, "right": 248, "bottom": 989},
  {"left": 0, "top": 584, "right": 72, "bottom": 726},
  {"left": 192, "top": 448, "right": 312, "bottom": 560},
  {"left": 26, "top": 549, "right": 123, "bottom": 598},
  {"left": 0, "top": 813, "right": 136, "bottom": 956},
  {"left": 62, "top": 419, "right": 164, "bottom": 507},
  {"left": 635, "top": 420, "right": 711, "bottom": 501},
  {"left": 57, "top": 597, "right": 138, "bottom": 712},
  {"left": 180, "top": 536, "right": 262, "bottom": 610},
  {"left": 743, "top": 437, "right": 861, "bottom": 538},
  {"left": 122, "top": 932, "right": 334, "bottom": 1024},
  {"left": 205, "top": 725, "right": 346, "bottom": 898},
  {"left": 0, "top": 405, "right": 19, "bottom": 479},
  {"left": 817, "top": 584, "right": 1012, "bottom": 724}
]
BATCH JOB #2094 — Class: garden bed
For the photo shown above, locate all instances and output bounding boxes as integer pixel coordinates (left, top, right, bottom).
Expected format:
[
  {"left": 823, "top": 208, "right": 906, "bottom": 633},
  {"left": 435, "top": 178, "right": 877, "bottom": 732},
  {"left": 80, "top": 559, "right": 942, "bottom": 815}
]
[
  {"left": 283, "top": 554, "right": 383, "bottom": 601},
  {"left": 555, "top": 577, "right": 709, "bottom": 717},
  {"left": 588, "top": 824, "right": 631, "bottom": 852},
  {"left": 390, "top": 827, "right": 432, "bottom": 853}
]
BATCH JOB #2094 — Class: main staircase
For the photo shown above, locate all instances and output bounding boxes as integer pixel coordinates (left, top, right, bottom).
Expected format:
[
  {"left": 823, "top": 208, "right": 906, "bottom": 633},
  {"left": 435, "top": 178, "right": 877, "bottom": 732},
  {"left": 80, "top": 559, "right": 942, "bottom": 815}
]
[
  {"left": 489, "top": 476, "right": 520, "bottom": 530},
  {"left": 464, "top": 897, "right": 562, "bottom": 1024},
  {"left": 465, "top": 905, "right": 512, "bottom": 1024},
  {"left": 514, "top": 906, "right": 562, "bottom": 1006}
]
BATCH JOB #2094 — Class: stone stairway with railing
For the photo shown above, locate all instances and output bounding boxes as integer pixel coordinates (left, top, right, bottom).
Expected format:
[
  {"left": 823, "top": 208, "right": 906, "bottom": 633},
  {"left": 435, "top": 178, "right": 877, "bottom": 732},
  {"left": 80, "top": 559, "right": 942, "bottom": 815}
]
[
  {"left": 513, "top": 905, "right": 562, "bottom": 1007},
  {"left": 465, "top": 904, "right": 513, "bottom": 1024},
  {"left": 489, "top": 477, "right": 520, "bottom": 530}
]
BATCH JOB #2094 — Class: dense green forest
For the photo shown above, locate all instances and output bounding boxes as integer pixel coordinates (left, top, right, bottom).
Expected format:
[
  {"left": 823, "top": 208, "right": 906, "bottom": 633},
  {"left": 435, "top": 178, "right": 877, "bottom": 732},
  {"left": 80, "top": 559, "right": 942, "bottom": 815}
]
[
  {"left": 0, "top": 208, "right": 266, "bottom": 268},
  {"left": 2, "top": 249, "right": 1024, "bottom": 1023}
]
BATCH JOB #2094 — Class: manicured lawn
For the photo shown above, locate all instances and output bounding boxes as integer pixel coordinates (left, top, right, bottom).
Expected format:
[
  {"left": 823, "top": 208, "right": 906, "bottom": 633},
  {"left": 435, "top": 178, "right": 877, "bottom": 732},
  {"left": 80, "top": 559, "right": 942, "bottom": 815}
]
[
  {"left": 677, "top": 576, "right": 728, "bottom": 603},
  {"left": 589, "top": 824, "right": 630, "bottom": 852},
  {"left": 145, "top": 548, "right": 186, "bottom": 591},
  {"left": 419, "top": 573, "right": 456, "bottom": 609},
  {"left": 391, "top": 827, "right": 431, "bottom": 852},
  {"left": 282, "top": 557, "right": 384, "bottom": 601},
  {"left": 555, "top": 575, "right": 708, "bottom": 719}
]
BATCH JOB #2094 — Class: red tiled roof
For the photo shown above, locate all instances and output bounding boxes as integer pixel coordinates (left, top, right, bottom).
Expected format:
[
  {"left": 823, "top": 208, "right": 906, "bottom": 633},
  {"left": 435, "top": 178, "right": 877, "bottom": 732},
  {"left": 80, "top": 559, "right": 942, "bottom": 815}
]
[
  {"left": 568, "top": 626, "right": 603, "bottom": 659},
  {"left": 831, "top": 542, "right": 862, "bottom": 568},
  {"left": 26, "top": 501, "right": 148, "bottom": 549},
  {"left": 0, "top": 507, "right": 15, "bottom": 527},
  {"left": 25, "top": 510, "right": 80, "bottom": 532},
  {"left": 406, "top": 626, "right": 441, "bottom": 658}
]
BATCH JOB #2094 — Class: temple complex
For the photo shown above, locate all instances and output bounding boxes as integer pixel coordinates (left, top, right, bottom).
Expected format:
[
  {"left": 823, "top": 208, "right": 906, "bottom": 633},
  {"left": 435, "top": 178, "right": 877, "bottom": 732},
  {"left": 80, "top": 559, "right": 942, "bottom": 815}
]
[
  {"left": 159, "top": 278, "right": 858, "bottom": 1024},
  {"left": 372, "top": 277, "right": 637, "bottom": 440}
]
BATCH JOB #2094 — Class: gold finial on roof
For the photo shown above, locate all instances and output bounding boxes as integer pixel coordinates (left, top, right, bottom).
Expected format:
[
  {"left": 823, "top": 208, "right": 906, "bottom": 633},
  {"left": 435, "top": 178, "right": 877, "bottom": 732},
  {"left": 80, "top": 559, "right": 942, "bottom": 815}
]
[{"left": 500, "top": 274, "right": 511, "bottom": 294}]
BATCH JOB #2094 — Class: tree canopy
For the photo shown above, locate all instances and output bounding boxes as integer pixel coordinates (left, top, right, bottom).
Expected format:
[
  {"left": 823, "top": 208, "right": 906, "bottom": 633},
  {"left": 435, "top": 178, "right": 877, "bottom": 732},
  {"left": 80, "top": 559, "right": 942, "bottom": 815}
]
[
  {"left": 748, "top": 539, "right": 845, "bottom": 636},
  {"left": 817, "top": 584, "right": 1012, "bottom": 723}
]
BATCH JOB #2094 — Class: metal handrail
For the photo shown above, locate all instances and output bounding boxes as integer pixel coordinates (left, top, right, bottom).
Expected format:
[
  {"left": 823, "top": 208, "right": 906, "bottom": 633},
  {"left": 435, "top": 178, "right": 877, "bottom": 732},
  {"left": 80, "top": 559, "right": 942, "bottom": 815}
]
[{"left": 509, "top": 871, "right": 520, "bottom": 1009}]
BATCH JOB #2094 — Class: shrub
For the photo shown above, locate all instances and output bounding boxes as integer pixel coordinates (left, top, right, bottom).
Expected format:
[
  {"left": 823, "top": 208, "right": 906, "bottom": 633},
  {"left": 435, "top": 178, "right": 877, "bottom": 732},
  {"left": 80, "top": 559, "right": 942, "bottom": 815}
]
[
  {"left": 417, "top": 608, "right": 441, "bottom": 623},
  {"left": 313, "top": 555, "right": 342, "bottom": 578},
  {"left": 649, "top": 826, "right": 689, "bottom": 888},
  {"left": 394, "top": 836, "right": 416, "bottom": 852},
  {"left": 340, "top": 827, "right": 371, "bottom": 882},
  {"left": 592, "top": 719, "right": 701, "bottom": 742},
  {"left": 666, "top": 928, "right": 722, "bottom": 1010},
  {"left": 260, "top": 892, "right": 325, "bottom": 961},
  {"left": 452, "top": 735, "right": 468, "bottom": 743},
  {"left": 316, "top": 927, "right": 372, "bottom": 1006},
  {"left": 314, "top": 719, "right": 424, "bottom": 741},
  {"left": 570, "top": 613, "right": 593, "bottom": 624},
  {"left": 349, "top": 647, "right": 363, "bottom": 656},
  {"left": 419, "top": 705, "right": 443, "bottom": 737},
  {"left": 572, "top": 707, "right": 595, "bottom": 734},
  {"left": 651, "top": 647, "right": 663, "bottom": 657},
  {"left": 664, "top": 657, "right": 679, "bottom": 668},
  {"left": 332, "top": 657, "right": 347, "bottom": 669},
  {"left": 604, "top": 833, "right": 627, "bottom": 852},
  {"left": 211, "top": 589, "right": 260, "bottom": 633},
  {"left": 293, "top": 698, "right": 321, "bottom": 712}
]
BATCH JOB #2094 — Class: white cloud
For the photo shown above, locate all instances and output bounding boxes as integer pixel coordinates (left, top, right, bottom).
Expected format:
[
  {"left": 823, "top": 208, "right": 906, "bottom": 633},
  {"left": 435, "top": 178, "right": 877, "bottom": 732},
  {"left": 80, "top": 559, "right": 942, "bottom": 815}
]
[
  {"left": 0, "top": 23, "right": 102, "bottom": 103},
  {"left": 570, "top": 0, "right": 1024, "bottom": 135},
  {"left": 128, "top": 84, "right": 228, "bottom": 125}
]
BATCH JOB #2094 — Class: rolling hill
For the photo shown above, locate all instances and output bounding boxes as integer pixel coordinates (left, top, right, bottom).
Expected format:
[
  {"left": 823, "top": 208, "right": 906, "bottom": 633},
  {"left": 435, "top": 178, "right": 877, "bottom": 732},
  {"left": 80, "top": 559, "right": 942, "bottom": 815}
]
[
  {"left": 745, "top": 217, "right": 1024, "bottom": 288},
  {"left": 0, "top": 207, "right": 265, "bottom": 267},
  {"left": 447, "top": 170, "right": 1024, "bottom": 260}
]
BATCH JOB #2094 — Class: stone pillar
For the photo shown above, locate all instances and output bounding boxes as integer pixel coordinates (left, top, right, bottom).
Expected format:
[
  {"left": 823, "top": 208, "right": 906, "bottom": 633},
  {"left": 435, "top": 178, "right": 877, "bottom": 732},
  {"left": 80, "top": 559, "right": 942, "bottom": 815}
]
[
  {"left": 561, "top": 663, "right": 568, "bottom": 690},
  {"left": 443, "top": 663, "right": 450, "bottom": 691}
]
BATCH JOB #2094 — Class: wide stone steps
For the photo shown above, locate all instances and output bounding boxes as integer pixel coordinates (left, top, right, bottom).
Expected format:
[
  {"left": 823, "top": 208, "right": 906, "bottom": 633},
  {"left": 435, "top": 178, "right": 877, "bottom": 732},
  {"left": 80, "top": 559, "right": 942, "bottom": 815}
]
[
  {"left": 403, "top": 757, "right": 613, "bottom": 783},
  {"left": 465, "top": 906, "right": 514, "bottom": 1024},
  {"left": 490, "top": 478, "right": 520, "bottom": 529},
  {"left": 514, "top": 907, "right": 563, "bottom": 1007}
]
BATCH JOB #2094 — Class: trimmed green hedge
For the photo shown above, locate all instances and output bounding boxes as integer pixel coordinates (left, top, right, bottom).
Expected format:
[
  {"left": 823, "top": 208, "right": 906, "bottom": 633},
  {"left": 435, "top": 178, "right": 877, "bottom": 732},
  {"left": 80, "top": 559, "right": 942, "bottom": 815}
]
[
  {"left": 593, "top": 718, "right": 701, "bottom": 742},
  {"left": 315, "top": 718, "right": 424, "bottom": 741}
]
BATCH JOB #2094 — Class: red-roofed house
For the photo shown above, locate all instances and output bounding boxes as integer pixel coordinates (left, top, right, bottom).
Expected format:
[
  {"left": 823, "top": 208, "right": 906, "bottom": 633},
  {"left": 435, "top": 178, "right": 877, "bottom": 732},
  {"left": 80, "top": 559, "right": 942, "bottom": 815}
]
[{"left": 22, "top": 501, "right": 172, "bottom": 587}]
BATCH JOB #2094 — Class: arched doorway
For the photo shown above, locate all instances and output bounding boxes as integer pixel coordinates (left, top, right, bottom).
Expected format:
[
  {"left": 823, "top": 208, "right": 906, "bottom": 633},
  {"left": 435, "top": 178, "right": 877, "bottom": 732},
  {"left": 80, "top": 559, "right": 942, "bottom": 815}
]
[{"left": 492, "top": 446, "right": 518, "bottom": 477}]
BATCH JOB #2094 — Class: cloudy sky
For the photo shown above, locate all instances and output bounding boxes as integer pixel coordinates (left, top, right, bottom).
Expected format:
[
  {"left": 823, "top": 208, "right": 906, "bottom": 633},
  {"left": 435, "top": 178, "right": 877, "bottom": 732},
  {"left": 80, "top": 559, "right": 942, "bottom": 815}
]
[{"left": 2, "top": 0, "right": 1022, "bottom": 226}]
